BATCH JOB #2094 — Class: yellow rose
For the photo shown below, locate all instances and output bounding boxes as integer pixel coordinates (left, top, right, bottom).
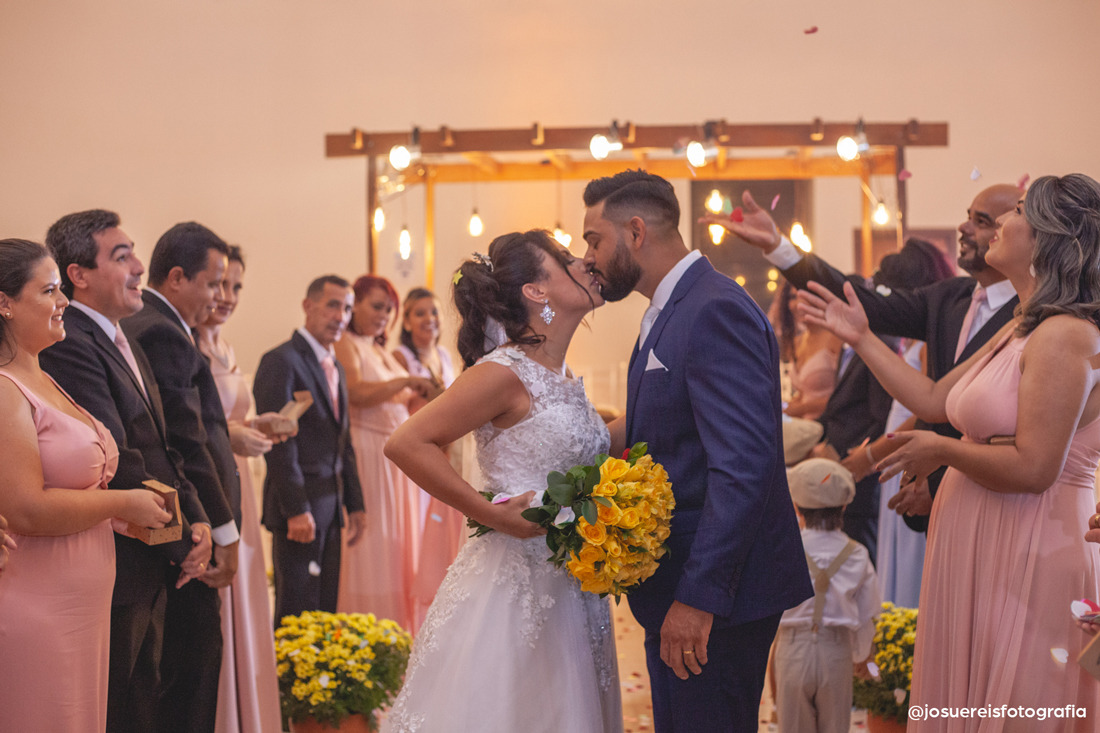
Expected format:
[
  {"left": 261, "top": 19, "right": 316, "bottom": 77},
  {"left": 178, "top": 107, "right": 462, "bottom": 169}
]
[
  {"left": 617, "top": 507, "right": 641, "bottom": 528},
  {"left": 597, "top": 499, "right": 624, "bottom": 525},
  {"left": 578, "top": 518, "right": 608, "bottom": 545},
  {"left": 578, "top": 544, "right": 606, "bottom": 565},
  {"left": 599, "top": 457, "right": 630, "bottom": 483},
  {"left": 592, "top": 480, "right": 617, "bottom": 497},
  {"left": 603, "top": 536, "right": 622, "bottom": 557}
]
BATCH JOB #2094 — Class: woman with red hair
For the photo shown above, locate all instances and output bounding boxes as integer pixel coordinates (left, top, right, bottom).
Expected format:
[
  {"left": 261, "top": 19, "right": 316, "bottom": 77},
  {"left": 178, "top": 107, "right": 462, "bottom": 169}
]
[{"left": 334, "top": 275, "right": 438, "bottom": 633}]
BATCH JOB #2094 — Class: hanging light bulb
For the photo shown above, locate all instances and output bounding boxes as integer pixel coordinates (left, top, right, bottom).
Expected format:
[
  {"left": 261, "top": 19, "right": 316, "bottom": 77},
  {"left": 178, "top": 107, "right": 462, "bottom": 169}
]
[
  {"left": 734, "top": 275, "right": 747, "bottom": 287},
  {"left": 372, "top": 206, "right": 386, "bottom": 232},
  {"left": 709, "top": 224, "right": 726, "bottom": 245},
  {"left": 873, "top": 202, "right": 890, "bottom": 226},
  {"left": 468, "top": 209, "right": 484, "bottom": 237},
  {"left": 767, "top": 268, "right": 779, "bottom": 281},
  {"left": 589, "top": 133, "right": 622, "bottom": 160},
  {"left": 553, "top": 224, "right": 572, "bottom": 247},
  {"left": 790, "top": 222, "right": 813, "bottom": 252},
  {"left": 389, "top": 145, "right": 412, "bottom": 170},
  {"left": 398, "top": 226, "right": 412, "bottom": 260},
  {"left": 766, "top": 280, "right": 779, "bottom": 292},
  {"left": 706, "top": 189, "right": 724, "bottom": 214},
  {"left": 686, "top": 141, "right": 707, "bottom": 168},
  {"left": 836, "top": 136, "right": 858, "bottom": 162}
]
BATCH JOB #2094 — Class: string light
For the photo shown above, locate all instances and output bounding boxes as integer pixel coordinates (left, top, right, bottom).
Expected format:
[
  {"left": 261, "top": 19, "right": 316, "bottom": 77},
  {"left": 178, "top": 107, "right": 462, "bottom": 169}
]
[
  {"left": 873, "top": 202, "right": 890, "bottom": 226},
  {"left": 705, "top": 189, "right": 724, "bottom": 214},
  {"left": 399, "top": 226, "right": 412, "bottom": 260},
  {"left": 709, "top": 224, "right": 726, "bottom": 245},
  {"left": 553, "top": 225, "right": 572, "bottom": 247},
  {"left": 372, "top": 206, "right": 385, "bottom": 232},
  {"left": 468, "top": 209, "right": 484, "bottom": 237}
]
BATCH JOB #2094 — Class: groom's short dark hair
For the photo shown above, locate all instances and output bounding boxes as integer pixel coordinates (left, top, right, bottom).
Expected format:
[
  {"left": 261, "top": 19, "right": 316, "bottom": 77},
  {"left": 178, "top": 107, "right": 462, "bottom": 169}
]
[{"left": 583, "top": 169, "right": 680, "bottom": 229}]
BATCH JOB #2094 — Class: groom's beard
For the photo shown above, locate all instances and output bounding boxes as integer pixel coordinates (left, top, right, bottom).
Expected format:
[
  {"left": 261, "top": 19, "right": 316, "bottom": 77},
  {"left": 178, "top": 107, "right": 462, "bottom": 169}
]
[{"left": 595, "top": 236, "right": 642, "bottom": 302}]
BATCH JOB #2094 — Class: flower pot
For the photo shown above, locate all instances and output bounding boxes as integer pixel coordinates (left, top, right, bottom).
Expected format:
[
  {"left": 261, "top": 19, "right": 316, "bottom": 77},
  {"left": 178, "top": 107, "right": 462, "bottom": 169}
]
[
  {"left": 866, "top": 712, "right": 908, "bottom": 733},
  {"left": 290, "top": 713, "right": 375, "bottom": 733}
]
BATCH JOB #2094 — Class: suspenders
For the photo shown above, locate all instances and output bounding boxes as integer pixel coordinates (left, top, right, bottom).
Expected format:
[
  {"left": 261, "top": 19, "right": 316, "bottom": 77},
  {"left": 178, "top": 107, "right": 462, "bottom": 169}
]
[{"left": 805, "top": 539, "right": 858, "bottom": 632}]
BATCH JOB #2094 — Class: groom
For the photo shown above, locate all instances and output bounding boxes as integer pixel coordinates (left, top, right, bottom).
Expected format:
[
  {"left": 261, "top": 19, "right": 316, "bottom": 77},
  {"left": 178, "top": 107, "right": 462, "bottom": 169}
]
[{"left": 582, "top": 170, "right": 812, "bottom": 732}]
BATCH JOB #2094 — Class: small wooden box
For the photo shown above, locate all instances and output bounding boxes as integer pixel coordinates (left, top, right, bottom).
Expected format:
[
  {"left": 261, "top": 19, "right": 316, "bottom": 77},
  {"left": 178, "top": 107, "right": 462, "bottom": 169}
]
[
  {"left": 125, "top": 480, "right": 182, "bottom": 545},
  {"left": 258, "top": 390, "right": 314, "bottom": 437},
  {"left": 1079, "top": 630, "right": 1100, "bottom": 682}
]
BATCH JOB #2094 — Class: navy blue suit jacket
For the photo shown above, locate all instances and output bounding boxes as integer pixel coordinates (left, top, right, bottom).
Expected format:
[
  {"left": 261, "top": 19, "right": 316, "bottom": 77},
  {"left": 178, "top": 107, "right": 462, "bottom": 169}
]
[
  {"left": 625, "top": 256, "right": 812, "bottom": 630},
  {"left": 253, "top": 331, "right": 364, "bottom": 531}
]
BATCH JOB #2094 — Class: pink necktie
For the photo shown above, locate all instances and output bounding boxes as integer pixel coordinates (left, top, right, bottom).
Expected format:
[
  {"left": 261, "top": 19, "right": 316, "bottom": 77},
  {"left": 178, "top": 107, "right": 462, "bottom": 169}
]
[
  {"left": 321, "top": 354, "right": 340, "bottom": 420},
  {"left": 114, "top": 329, "right": 148, "bottom": 398},
  {"left": 954, "top": 286, "right": 988, "bottom": 362}
]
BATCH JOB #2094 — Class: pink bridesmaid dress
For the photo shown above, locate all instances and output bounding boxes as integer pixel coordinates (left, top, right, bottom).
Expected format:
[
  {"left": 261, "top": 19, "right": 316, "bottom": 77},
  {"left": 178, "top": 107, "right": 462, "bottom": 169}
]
[
  {"left": 911, "top": 334, "right": 1100, "bottom": 732},
  {"left": 202, "top": 337, "right": 282, "bottom": 733},
  {"left": 0, "top": 370, "right": 118, "bottom": 732},
  {"left": 337, "top": 333, "right": 421, "bottom": 633}
]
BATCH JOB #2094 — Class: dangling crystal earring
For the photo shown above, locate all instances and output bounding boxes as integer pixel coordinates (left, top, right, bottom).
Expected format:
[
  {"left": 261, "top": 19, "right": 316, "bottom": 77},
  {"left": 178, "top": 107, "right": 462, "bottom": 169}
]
[{"left": 540, "top": 300, "right": 555, "bottom": 325}]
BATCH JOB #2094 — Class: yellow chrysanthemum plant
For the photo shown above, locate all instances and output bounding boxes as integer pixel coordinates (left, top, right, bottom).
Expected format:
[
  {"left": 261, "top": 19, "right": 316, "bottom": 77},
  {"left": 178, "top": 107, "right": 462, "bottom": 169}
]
[
  {"left": 274, "top": 610, "right": 412, "bottom": 729},
  {"left": 853, "top": 602, "right": 917, "bottom": 725},
  {"left": 520, "top": 441, "right": 675, "bottom": 600}
]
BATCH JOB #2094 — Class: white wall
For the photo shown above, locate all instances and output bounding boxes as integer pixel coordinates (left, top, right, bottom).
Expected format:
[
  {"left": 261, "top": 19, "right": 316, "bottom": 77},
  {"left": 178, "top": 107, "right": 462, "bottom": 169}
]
[{"left": 3, "top": 0, "right": 1098, "bottom": 409}]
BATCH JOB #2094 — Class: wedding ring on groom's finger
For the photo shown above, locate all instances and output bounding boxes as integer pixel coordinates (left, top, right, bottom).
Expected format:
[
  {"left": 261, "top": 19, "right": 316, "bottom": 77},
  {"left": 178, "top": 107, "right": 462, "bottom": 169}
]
[
  {"left": 1090, "top": 513, "right": 1100, "bottom": 529},
  {"left": 682, "top": 650, "right": 694, "bottom": 655}
]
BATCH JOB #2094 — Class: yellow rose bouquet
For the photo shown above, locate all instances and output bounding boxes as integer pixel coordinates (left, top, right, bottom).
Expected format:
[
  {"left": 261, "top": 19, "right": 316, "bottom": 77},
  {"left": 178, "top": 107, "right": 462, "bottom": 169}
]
[
  {"left": 520, "top": 441, "right": 675, "bottom": 600},
  {"left": 275, "top": 610, "right": 412, "bottom": 729},
  {"left": 853, "top": 602, "right": 917, "bottom": 725}
]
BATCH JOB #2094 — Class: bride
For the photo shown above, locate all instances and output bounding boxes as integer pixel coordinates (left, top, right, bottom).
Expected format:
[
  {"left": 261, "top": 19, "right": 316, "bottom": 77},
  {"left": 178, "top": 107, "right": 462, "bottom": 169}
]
[{"left": 383, "top": 229, "right": 622, "bottom": 732}]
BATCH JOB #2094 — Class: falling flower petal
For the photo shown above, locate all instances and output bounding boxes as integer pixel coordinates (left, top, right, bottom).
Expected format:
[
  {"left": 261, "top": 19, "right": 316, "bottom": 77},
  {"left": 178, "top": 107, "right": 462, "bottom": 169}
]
[
  {"left": 491, "top": 493, "right": 511, "bottom": 504},
  {"left": 897, "top": 169, "right": 913, "bottom": 181},
  {"left": 1017, "top": 173, "right": 1030, "bottom": 191},
  {"left": 1071, "top": 599, "right": 1100, "bottom": 622},
  {"left": 730, "top": 207, "right": 744, "bottom": 223},
  {"left": 721, "top": 197, "right": 734, "bottom": 215},
  {"left": 308, "top": 561, "right": 322, "bottom": 577},
  {"left": 894, "top": 688, "right": 907, "bottom": 704},
  {"left": 876, "top": 284, "right": 893, "bottom": 296},
  {"left": 866, "top": 661, "right": 881, "bottom": 680},
  {"left": 319, "top": 673, "right": 331, "bottom": 688},
  {"left": 770, "top": 194, "right": 781, "bottom": 211},
  {"left": 970, "top": 166, "right": 981, "bottom": 181},
  {"left": 1051, "top": 648, "right": 1069, "bottom": 665},
  {"left": 804, "top": 25, "right": 818, "bottom": 34}
]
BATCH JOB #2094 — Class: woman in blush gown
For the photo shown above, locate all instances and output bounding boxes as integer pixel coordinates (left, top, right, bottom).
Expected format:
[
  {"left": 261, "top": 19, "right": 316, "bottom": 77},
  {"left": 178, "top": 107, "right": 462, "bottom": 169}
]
[
  {"left": 801, "top": 174, "right": 1100, "bottom": 731},
  {"left": 0, "top": 239, "right": 170, "bottom": 733},
  {"left": 196, "top": 245, "right": 282, "bottom": 733},
  {"left": 393, "top": 287, "right": 467, "bottom": 628},
  {"left": 335, "top": 275, "right": 438, "bottom": 633},
  {"left": 385, "top": 230, "right": 621, "bottom": 732},
  {"left": 775, "top": 282, "right": 842, "bottom": 420}
]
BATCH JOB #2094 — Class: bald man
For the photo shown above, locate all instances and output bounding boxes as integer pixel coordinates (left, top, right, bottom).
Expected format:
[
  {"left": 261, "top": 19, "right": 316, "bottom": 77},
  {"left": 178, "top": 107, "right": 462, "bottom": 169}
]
[{"left": 706, "top": 184, "right": 1021, "bottom": 528}]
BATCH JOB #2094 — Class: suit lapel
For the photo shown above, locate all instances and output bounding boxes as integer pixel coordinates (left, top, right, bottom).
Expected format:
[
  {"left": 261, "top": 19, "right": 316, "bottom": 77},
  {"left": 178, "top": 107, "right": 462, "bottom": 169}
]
[
  {"left": 625, "top": 257, "right": 710, "bottom": 437},
  {"left": 71, "top": 307, "right": 157, "bottom": 414},
  {"left": 291, "top": 332, "right": 338, "bottom": 422},
  {"left": 956, "top": 294, "right": 1019, "bottom": 364}
]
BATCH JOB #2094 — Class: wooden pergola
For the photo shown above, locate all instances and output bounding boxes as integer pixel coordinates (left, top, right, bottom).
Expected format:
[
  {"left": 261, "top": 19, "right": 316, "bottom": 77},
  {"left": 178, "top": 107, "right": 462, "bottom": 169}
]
[{"left": 325, "top": 119, "right": 949, "bottom": 281}]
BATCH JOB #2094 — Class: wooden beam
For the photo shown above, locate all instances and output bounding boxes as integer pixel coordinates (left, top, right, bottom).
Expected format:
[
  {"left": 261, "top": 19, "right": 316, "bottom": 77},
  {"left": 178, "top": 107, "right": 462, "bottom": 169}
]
[
  {"left": 461, "top": 152, "right": 501, "bottom": 175},
  {"left": 325, "top": 121, "right": 949, "bottom": 158}
]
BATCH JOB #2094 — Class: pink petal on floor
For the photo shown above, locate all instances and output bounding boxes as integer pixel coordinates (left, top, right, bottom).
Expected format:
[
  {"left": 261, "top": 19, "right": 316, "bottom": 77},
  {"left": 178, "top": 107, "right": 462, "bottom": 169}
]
[
  {"left": 1017, "top": 173, "right": 1030, "bottom": 190},
  {"left": 770, "top": 194, "right": 780, "bottom": 211},
  {"left": 898, "top": 169, "right": 913, "bottom": 181}
]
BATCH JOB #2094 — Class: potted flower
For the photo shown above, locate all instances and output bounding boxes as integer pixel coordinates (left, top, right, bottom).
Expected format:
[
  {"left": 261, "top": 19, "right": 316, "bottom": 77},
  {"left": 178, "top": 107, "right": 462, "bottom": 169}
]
[
  {"left": 853, "top": 602, "right": 916, "bottom": 732},
  {"left": 275, "top": 610, "right": 412, "bottom": 732}
]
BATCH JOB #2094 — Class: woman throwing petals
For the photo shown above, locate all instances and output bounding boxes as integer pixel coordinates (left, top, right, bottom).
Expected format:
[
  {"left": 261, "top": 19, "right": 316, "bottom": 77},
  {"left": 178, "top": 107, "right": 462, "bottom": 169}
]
[{"left": 799, "top": 175, "right": 1100, "bottom": 731}]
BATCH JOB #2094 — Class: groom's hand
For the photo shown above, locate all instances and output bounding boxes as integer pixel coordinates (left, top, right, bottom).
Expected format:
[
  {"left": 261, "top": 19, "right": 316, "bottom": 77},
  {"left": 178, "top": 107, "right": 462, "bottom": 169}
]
[{"left": 659, "top": 601, "right": 713, "bottom": 680}]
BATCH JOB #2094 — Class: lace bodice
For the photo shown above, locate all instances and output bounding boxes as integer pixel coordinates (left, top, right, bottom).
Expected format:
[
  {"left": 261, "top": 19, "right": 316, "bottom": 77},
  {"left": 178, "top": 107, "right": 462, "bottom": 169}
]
[{"left": 475, "top": 347, "right": 610, "bottom": 499}]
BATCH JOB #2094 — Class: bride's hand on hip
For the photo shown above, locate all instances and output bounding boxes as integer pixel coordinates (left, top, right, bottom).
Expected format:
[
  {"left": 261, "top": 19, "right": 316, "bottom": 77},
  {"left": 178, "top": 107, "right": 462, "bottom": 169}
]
[
  {"left": 488, "top": 490, "right": 546, "bottom": 539},
  {"left": 797, "top": 281, "right": 869, "bottom": 346}
]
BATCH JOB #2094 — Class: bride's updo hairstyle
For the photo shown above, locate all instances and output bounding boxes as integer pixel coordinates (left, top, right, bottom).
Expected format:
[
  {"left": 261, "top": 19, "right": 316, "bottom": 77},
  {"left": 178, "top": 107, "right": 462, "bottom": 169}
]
[
  {"left": 454, "top": 229, "right": 588, "bottom": 368},
  {"left": 1017, "top": 173, "right": 1100, "bottom": 336}
]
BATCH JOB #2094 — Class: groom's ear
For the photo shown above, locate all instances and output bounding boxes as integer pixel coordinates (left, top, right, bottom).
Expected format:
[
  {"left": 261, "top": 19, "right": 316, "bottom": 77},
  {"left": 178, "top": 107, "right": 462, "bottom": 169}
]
[{"left": 627, "top": 216, "right": 647, "bottom": 252}]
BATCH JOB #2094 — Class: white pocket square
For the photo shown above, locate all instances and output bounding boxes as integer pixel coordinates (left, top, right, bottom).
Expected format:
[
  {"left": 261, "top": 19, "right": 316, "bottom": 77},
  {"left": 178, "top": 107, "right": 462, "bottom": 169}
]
[{"left": 645, "top": 350, "right": 668, "bottom": 372}]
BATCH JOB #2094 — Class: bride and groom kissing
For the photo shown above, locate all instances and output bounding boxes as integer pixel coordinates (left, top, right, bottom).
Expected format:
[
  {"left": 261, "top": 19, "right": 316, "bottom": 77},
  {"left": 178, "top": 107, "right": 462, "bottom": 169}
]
[{"left": 384, "top": 169, "right": 812, "bottom": 732}]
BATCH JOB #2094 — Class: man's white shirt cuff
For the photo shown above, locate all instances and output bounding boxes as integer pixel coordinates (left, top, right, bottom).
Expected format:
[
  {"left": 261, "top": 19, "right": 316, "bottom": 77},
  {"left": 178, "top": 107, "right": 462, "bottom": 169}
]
[
  {"left": 211, "top": 521, "right": 240, "bottom": 546},
  {"left": 763, "top": 236, "right": 803, "bottom": 270}
]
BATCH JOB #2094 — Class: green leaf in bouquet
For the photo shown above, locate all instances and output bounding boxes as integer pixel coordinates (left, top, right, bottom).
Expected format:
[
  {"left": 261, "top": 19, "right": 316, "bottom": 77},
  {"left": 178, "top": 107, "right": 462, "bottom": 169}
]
[
  {"left": 545, "top": 471, "right": 568, "bottom": 488},
  {"left": 546, "top": 483, "right": 576, "bottom": 507},
  {"left": 628, "top": 442, "right": 648, "bottom": 463},
  {"left": 583, "top": 465, "right": 600, "bottom": 493},
  {"left": 581, "top": 499, "right": 597, "bottom": 525},
  {"left": 593, "top": 495, "right": 613, "bottom": 508},
  {"left": 520, "top": 507, "right": 547, "bottom": 523},
  {"left": 566, "top": 465, "right": 588, "bottom": 482}
]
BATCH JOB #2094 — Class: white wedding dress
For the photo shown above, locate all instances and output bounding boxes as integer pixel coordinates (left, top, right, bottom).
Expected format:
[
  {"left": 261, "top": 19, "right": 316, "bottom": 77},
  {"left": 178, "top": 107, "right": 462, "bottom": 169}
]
[{"left": 387, "top": 346, "right": 622, "bottom": 732}]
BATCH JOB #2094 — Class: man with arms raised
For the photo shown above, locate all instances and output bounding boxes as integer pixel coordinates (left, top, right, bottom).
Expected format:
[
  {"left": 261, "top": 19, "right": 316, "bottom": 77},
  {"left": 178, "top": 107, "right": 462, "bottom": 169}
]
[
  {"left": 705, "top": 184, "right": 1020, "bottom": 526},
  {"left": 40, "top": 210, "right": 213, "bottom": 733},
  {"left": 254, "top": 275, "right": 366, "bottom": 624},
  {"left": 582, "top": 170, "right": 812, "bottom": 732}
]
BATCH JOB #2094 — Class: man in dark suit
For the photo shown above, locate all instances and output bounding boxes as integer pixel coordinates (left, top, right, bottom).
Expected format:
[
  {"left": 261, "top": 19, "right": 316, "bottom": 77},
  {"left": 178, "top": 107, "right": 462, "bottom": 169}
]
[
  {"left": 706, "top": 184, "right": 1020, "bottom": 529},
  {"left": 121, "top": 222, "right": 240, "bottom": 733},
  {"left": 582, "top": 171, "right": 812, "bottom": 732},
  {"left": 39, "top": 210, "right": 213, "bottom": 733},
  {"left": 254, "top": 275, "right": 366, "bottom": 625}
]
